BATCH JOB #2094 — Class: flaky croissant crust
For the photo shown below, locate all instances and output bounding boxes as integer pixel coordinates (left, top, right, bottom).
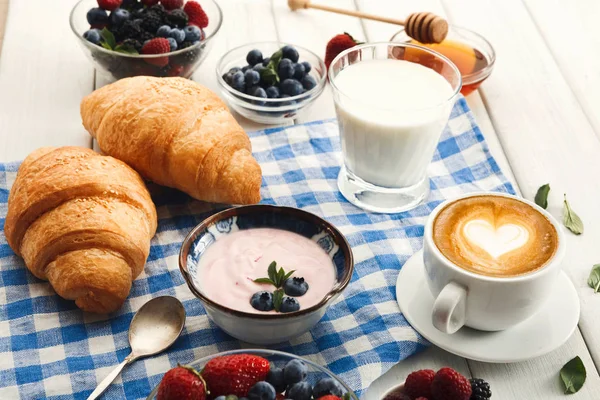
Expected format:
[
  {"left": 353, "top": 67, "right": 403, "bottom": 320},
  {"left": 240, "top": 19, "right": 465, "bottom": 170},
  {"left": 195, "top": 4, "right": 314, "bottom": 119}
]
[{"left": 4, "top": 147, "right": 158, "bottom": 313}]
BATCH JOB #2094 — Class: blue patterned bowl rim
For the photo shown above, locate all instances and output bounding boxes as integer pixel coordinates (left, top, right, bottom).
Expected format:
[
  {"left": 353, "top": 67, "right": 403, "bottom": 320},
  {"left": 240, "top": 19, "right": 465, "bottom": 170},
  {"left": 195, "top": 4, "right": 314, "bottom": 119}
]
[{"left": 179, "top": 205, "right": 354, "bottom": 319}]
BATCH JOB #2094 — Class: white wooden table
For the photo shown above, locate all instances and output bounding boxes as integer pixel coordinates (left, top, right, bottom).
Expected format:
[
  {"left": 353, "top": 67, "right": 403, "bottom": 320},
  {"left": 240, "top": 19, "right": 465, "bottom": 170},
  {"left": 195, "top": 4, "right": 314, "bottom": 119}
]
[{"left": 2, "top": 0, "right": 600, "bottom": 398}]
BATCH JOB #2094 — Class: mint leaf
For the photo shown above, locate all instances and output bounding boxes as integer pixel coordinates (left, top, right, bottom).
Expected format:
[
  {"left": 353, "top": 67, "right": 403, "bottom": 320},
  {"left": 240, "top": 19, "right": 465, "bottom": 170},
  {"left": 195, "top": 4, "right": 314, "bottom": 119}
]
[
  {"left": 535, "top": 183, "right": 550, "bottom": 209},
  {"left": 100, "top": 28, "right": 117, "bottom": 50},
  {"left": 588, "top": 264, "right": 600, "bottom": 293},
  {"left": 563, "top": 194, "right": 584, "bottom": 235},
  {"left": 114, "top": 44, "right": 139, "bottom": 55},
  {"left": 273, "top": 289, "right": 284, "bottom": 312},
  {"left": 253, "top": 278, "right": 276, "bottom": 285},
  {"left": 100, "top": 42, "right": 113, "bottom": 51},
  {"left": 560, "top": 356, "right": 586, "bottom": 394},
  {"left": 267, "top": 261, "right": 277, "bottom": 282},
  {"left": 268, "top": 49, "right": 283, "bottom": 69},
  {"left": 276, "top": 267, "right": 286, "bottom": 287},
  {"left": 260, "top": 68, "right": 279, "bottom": 85},
  {"left": 282, "top": 270, "right": 295, "bottom": 283}
]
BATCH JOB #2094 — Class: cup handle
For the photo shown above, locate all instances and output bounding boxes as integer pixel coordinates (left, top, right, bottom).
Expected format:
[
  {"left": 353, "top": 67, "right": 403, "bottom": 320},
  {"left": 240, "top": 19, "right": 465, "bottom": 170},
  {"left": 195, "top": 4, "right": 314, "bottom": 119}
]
[{"left": 432, "top": 281, "right": 467, "bottom": 334}]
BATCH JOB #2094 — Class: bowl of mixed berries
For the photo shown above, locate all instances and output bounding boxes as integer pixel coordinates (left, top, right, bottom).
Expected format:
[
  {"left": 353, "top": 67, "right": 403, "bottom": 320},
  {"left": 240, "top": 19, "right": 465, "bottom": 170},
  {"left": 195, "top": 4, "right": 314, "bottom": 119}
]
[
  {"left": 70, "top": 0, "right": 222, "bottom": 80},
  {"left": 217, "top": 42, "right": 327, "bottom": 124},
  {"left": 148, "top": 349, "right": 358, "bottom": 400}
]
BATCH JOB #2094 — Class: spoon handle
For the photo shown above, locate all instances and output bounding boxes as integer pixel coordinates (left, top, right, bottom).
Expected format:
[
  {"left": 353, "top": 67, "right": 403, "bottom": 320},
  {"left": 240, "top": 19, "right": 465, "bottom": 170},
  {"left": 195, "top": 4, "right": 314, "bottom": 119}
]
[{"left": 86, "top": 353, "right": 136, "bottom": 400}]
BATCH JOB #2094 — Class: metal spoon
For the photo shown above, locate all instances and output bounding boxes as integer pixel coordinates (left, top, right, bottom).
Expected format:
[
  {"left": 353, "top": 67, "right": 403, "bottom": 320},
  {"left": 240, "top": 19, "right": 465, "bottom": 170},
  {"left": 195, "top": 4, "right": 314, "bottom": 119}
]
[{"left": 87, "top": 296, "right": 186, "bottom": 400}]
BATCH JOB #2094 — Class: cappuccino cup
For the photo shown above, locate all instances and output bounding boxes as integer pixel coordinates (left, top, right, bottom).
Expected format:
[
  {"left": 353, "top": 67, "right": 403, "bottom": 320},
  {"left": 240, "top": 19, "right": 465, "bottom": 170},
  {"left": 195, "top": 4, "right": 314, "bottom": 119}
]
[{"left": 423, "top": 192, "right": 565, "bottom": 333}]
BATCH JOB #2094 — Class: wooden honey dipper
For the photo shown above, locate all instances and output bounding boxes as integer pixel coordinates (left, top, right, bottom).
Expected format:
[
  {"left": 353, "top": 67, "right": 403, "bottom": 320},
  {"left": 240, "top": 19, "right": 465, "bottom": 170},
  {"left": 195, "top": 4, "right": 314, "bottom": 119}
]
[{"left": 288, "top": 0, "right": 449, "bottom": 44}]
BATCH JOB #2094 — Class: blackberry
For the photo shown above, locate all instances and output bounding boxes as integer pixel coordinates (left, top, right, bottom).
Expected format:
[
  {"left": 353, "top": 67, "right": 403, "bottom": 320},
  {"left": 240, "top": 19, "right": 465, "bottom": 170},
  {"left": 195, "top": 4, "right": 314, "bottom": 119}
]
[
  {"left": 141, "top": 11, "right": 163, "bottom": 35},
  {"left": 179, "top": 40, "right": 195, "bottom": 50},
  {"left": 113, "top": 19, "right": 152, "bottom": 42},
  {"left": 121, "top": 38, "right": 143, "bottom": 52},
  {"left": 149, "top": 4, "right": 167, "bottom": 18},
  {"left": 469, "top": 378, "right": 491, "bottom": 400},
  {"left": 165, "top": 9, "right": 188, "bottom": 28}
]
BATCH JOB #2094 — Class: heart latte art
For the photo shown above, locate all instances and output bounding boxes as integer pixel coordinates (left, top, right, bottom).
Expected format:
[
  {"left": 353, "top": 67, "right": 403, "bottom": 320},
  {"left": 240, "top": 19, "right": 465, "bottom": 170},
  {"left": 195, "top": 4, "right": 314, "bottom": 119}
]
[{"left": 433, "top": 195, "right": 558, "bottom": 277}]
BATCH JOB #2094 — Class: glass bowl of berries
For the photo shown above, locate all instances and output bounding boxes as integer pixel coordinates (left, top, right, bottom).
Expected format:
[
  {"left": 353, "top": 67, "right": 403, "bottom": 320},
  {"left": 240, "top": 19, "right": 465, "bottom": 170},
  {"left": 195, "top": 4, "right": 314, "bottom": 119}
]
[
  {"left": 216, "top": 42, "right": 327, "bottom": 124},
  {"left": 70, "top": 0, "right": 222, "bottom": 80},
  {"left": 146, "top": 349, "right": 359, "bottom": 400}
]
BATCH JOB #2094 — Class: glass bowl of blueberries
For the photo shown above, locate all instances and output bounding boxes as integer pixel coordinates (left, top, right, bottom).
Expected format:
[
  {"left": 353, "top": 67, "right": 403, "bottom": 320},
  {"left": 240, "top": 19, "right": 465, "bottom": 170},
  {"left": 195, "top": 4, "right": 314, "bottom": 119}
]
[
  {"left": 70, "top": 0, "right": 222, "bottom": 81},
  {"left": 216, "top": 42, "right": 327, "bottom": 124}
]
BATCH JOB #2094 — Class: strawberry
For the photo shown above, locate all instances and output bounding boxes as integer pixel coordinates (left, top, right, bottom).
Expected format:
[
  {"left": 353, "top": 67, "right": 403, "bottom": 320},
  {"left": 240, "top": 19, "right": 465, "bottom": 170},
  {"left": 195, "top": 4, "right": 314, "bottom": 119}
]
[
  {"left": 97, "top": 0, "right": 122, "bottom": 11},
  {"left": 317, "top": 396, "right": 342, "bottom": 400},
  {"left": 324, "top": 33, "right": 360, "bottom": 70},
  {"left": 405, "top": 369, "right": 435, "bottom": 399},
  {"left": 161, "top": 0, "right": 184, "bottom": 10},
  {"left": 184, "top": 1, "right": 209, "bottom": 28},
  {"left": 201, "top": 354, "right": 270, "bottom": 397},
  {"left": 142, "top": 0, "right": 160, "bottom": 5},
  {"left": 141, "top": 38, "right": 171, "bottom": 67},
  {"left": 431, "top": 368, "right": 472, "bottom": 400},
  {"left": 157, "top": 365, "right": 207, "bottom": 400}
]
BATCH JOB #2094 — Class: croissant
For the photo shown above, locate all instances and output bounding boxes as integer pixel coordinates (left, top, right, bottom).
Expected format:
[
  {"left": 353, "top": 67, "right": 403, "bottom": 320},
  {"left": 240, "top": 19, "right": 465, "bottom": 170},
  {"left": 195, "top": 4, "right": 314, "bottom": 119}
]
[
  {"left": 4, "top": 146, "right": 158, "bottom": 314},
  {"left": 80, "top": 76, "right": 262, "bottom": 205}
]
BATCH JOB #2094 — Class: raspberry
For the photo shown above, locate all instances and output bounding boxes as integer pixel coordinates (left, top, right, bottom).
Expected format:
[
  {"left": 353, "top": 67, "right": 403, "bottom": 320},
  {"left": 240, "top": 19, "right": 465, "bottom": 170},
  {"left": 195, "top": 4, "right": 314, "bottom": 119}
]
[
  {"left": 469, "top": 378, "right": 491, "bottom": 400},
  {"left": 184, "top": 1, "right": 208, "bottom": 28},
  {"left": 431, "top": 368, "right": 472, "bottom": 400},
  {"left": 161, "top": 0, "right": 184, "bottom": 10},
  {"left": 142, "top": 0, "right": 160, "bottom": 5},
  {"left": 167, "top": 64, "right": 184, "bottom": 77},
  {"left": 141, "top": 38, "right": 171, "bottom": 67},
  {"left": 405, "top": 369, "right": 435, "bottom": 399},
  {"left": 415, "top": 398, "right": 429, "bottom": 400},
  {"left": 165, "top": 8, "right": 189, "bottom": 28},
  {"left": 97, "top": 0, "right": 122, "bottom": 11}
]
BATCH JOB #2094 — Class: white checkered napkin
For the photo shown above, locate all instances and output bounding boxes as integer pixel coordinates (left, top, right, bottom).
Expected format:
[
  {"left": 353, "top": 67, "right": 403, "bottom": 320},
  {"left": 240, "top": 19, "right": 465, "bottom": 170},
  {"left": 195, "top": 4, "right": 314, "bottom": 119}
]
[{"left": 0, "top": 97, "right": 514, "bottom": 399}]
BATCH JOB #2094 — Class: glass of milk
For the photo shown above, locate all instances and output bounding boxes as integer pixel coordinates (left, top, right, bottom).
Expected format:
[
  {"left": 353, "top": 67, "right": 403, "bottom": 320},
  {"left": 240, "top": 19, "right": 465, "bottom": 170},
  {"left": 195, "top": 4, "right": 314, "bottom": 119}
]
[{"left": 329, "top": 42, "right": 462, "bottom": 213}]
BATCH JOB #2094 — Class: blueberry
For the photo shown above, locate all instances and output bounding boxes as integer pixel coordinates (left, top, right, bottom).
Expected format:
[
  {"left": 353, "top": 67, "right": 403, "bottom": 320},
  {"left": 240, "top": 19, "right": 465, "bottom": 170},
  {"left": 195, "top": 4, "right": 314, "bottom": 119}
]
[
  {"left": 229, "top": 67, "right": 242, "bottom": 74},
  {"left": 156, "top": 25, "right": 172, "bottom": 37},
  {"left": 253, "top": 64, "right": 266, "bottom": 74},
  {"left": 266, "top": 366, "right": 286, "bottom": 393},
  {"left": 87, "top": 8, "right": 108, "bottom": 27},
  {"left": 222, "top": 72, "right": 234, "bottom": 84},
  {"left": 283, "top": 359, "right": 308, "bottom": 385},
  {"left": 262, "top": 57, "right": 271, "bottom": 66},
  {"left": 247, "top": 49, "right": 264, "bottom": 66},
  {"left": 278, "top": 94, "right": 294, "bottom": 107},
  {"left": 83, "top": 29, "right": 102, "bottom": 45},
  {"left": 242, "top": 65, "right": 252, "bottom": 72},
  {"left": 278, "top": 58, "right": 295, "bottom": 80},
  {"left": 280, "top": 79, "right": 303, "bottom": 96},
  {"left": 281, "top": 45, "right": 299, "bottom": 63},
  {"left": 184, "top": 25, "right": 202, "bottom": 42},
  {"left": 169, "top": 28, "right": 186, "bottom": 43},
  {"left": 245, "top": 69, "right": 261, "bottom": 87},
  {"left": 248, "top": 381, "right": 276, "bottom": 400},
  {"left": 283, "top": 277, "right": 309, "bottom": 296},
  {"left": 286, "top": 382, "right": 312, "bottom": 400},
  {"left": 167, "top": 37, "right": 178, "bottom": 51},
  {"left": 313, "top": 377, "right": 344, "bottom": 398},
  {"left": 301, "top": 61, "right": 312, "bottom": 74},
  {"left": 215, "top": 396, "right": 226, "bottom": 400},
  {"left": 266, "top": 86, "right": 280, "bottom": 99},
  {"left": 109, "top": 8, "right": 130, "bottom": 27},
  {"left": 231, "top": 71, "right": 246, "bottom": 92},
  {"left": 301, "top": 75, "right": 317, "bottom": 91},
  {"left": 250, "top": 291, "right": 274, "bottom": 311},
  {"left": 280, "top": 297, "right": 300, "bottom": 313},
  {"left": 292, "top": 63, "right": 305, "bottom": 80},
  {"left": 251, "top": 87, "right": 267, "bottom": 106}
]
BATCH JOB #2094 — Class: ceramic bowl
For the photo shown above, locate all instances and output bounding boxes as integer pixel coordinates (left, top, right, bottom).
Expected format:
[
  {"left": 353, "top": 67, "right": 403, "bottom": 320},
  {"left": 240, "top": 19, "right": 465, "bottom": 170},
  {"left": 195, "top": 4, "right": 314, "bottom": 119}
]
[
  {"left": 216, "top": 42, "right": 327, "bottom": 124},
  {"left": 179, "top": 205, "right": 354, "bottom": 344},
  {"left": 381, "top": 383, "right": 406, "bottom": 399},
  {"left": 70, "top": 0, "right": 222, "bottom": 81},
  {"left": 146, "top": 349, "right": 359, "bottom": 399}
]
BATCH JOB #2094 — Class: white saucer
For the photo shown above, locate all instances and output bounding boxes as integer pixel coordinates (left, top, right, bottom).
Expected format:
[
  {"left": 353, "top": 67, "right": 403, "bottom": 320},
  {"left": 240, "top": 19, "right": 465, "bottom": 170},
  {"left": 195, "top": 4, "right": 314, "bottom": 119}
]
[{"left": 396, "top": 250, "right": 580, "bottom": 363}]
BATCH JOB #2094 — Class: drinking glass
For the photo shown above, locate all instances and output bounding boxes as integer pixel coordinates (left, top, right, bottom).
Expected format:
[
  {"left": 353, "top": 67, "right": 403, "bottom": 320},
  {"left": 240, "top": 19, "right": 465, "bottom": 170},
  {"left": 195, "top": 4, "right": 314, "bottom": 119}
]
[{"left": 329, "top": 42, "right": 462, "bottom": 213}]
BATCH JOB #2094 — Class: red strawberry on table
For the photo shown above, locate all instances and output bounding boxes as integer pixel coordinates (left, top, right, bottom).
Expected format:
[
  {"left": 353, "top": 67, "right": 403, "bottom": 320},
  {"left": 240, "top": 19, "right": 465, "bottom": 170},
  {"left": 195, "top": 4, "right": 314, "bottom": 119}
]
[
  {"left": 201, "top": 354, "right": 270, "bottom": 397},
  {"left": 324, "top": 33, "right": 360, "bottom": 70},
  {"left": 97, "top": 0, "right": 122, "bottom": 11},
  {"left": 184, "top": 1, "right": 209, "bottom": 28},
  {"left": 157, "top": 365, "right": 207, "bottom": 400},
  {"left": 431, "top": 367, "right": 472, "bottom": 400},
  {"left": 161, "top": 0, "right": 184, "bottom": 10},
  {"left": 142, "top": 38, "right": 171, "bottom": 67}
]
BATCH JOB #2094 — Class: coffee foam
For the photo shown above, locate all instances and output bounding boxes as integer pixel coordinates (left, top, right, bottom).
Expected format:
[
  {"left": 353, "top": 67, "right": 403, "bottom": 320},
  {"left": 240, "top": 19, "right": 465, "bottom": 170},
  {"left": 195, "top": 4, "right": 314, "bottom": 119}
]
[{"left": 433, "top": 195, "right": 558, "bottom": 277}]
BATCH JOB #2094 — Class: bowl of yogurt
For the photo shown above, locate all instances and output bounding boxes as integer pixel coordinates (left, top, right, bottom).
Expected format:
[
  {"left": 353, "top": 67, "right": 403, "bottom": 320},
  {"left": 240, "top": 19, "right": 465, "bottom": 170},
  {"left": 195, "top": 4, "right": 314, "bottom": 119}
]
[{"left": 179, "top": 205, "right": 354, "bottom": 344}]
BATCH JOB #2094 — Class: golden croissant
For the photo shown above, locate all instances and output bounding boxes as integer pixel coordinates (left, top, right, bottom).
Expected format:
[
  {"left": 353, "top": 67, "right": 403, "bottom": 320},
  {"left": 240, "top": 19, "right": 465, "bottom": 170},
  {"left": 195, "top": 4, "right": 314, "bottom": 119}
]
[
  {"left": 80, "top": 77, "right": 262, "bottom": 205},
  {"left": 4, "top": 147, "right": 158, "bottom": 314}
]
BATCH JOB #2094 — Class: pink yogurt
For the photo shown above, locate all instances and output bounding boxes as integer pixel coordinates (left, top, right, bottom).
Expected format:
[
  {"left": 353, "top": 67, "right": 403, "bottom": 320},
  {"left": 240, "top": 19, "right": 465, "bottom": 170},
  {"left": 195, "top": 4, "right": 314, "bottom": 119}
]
[{"left": 197, "top": 228, "right": 336, "bottom": 314}]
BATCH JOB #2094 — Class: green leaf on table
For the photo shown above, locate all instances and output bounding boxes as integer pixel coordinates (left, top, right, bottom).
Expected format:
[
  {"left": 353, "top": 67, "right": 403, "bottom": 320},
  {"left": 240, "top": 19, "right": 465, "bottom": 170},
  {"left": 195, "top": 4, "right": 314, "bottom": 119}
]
[
  {"left": 534, "top": 183, "right": 550, "bottom": 209},
  {"left": 588, "top": 264, "right": 600, "bottom": 293},
  {"left": 114, "top": 43, "right": 139, "bottom": 55},
  {"left": 253, "top": 278, "right": 276, "bottom": 286},
  {"left": 100, "top": 28, "right": 117, "bottom": 50},
  {"left": 560, "top": 356, "right": 586, "bottom": 394},
  {"left": 273, "top": 289, "right": 284, "bottom": 312},
  {"left": 563, "top": 194, "right": 584, "bottom": 235}
]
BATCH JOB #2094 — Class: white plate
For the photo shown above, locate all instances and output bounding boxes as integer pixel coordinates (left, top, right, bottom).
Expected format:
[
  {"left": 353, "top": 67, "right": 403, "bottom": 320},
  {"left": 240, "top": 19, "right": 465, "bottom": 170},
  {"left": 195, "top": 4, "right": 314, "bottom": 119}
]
[{"left": 396, "top": 250, "right": 580, "bottom": 363}]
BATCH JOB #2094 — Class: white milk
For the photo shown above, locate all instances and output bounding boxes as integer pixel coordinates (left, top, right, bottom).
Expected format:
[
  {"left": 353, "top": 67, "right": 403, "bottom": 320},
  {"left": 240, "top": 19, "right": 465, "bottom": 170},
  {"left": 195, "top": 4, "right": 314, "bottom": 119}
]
[{"left": 333, "top": 59, "right": 455, "bottom": 188}]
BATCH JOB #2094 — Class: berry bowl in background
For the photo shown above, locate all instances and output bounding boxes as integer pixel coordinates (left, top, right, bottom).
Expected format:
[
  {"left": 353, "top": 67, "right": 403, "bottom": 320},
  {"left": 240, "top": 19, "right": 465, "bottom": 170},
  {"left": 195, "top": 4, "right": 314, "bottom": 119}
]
[
  {"left": 70, "top": 0, "right": 222, "bottom": 81},
  {"left": 146, "top": 349, "right": 360, "bottom": 399},
  {"left": 179, "top": 205, "right": 354, "bottom": 344},
  {"left": 216, "top": 42, "right": 327, "bottom": 124}
]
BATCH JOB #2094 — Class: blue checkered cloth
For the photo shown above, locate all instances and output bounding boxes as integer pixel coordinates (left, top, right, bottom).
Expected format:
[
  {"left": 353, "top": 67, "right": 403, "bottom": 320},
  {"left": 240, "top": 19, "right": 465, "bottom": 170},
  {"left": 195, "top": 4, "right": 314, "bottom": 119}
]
[{"left": 0, "top": 97, "right": 514, "bottom": 399}]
